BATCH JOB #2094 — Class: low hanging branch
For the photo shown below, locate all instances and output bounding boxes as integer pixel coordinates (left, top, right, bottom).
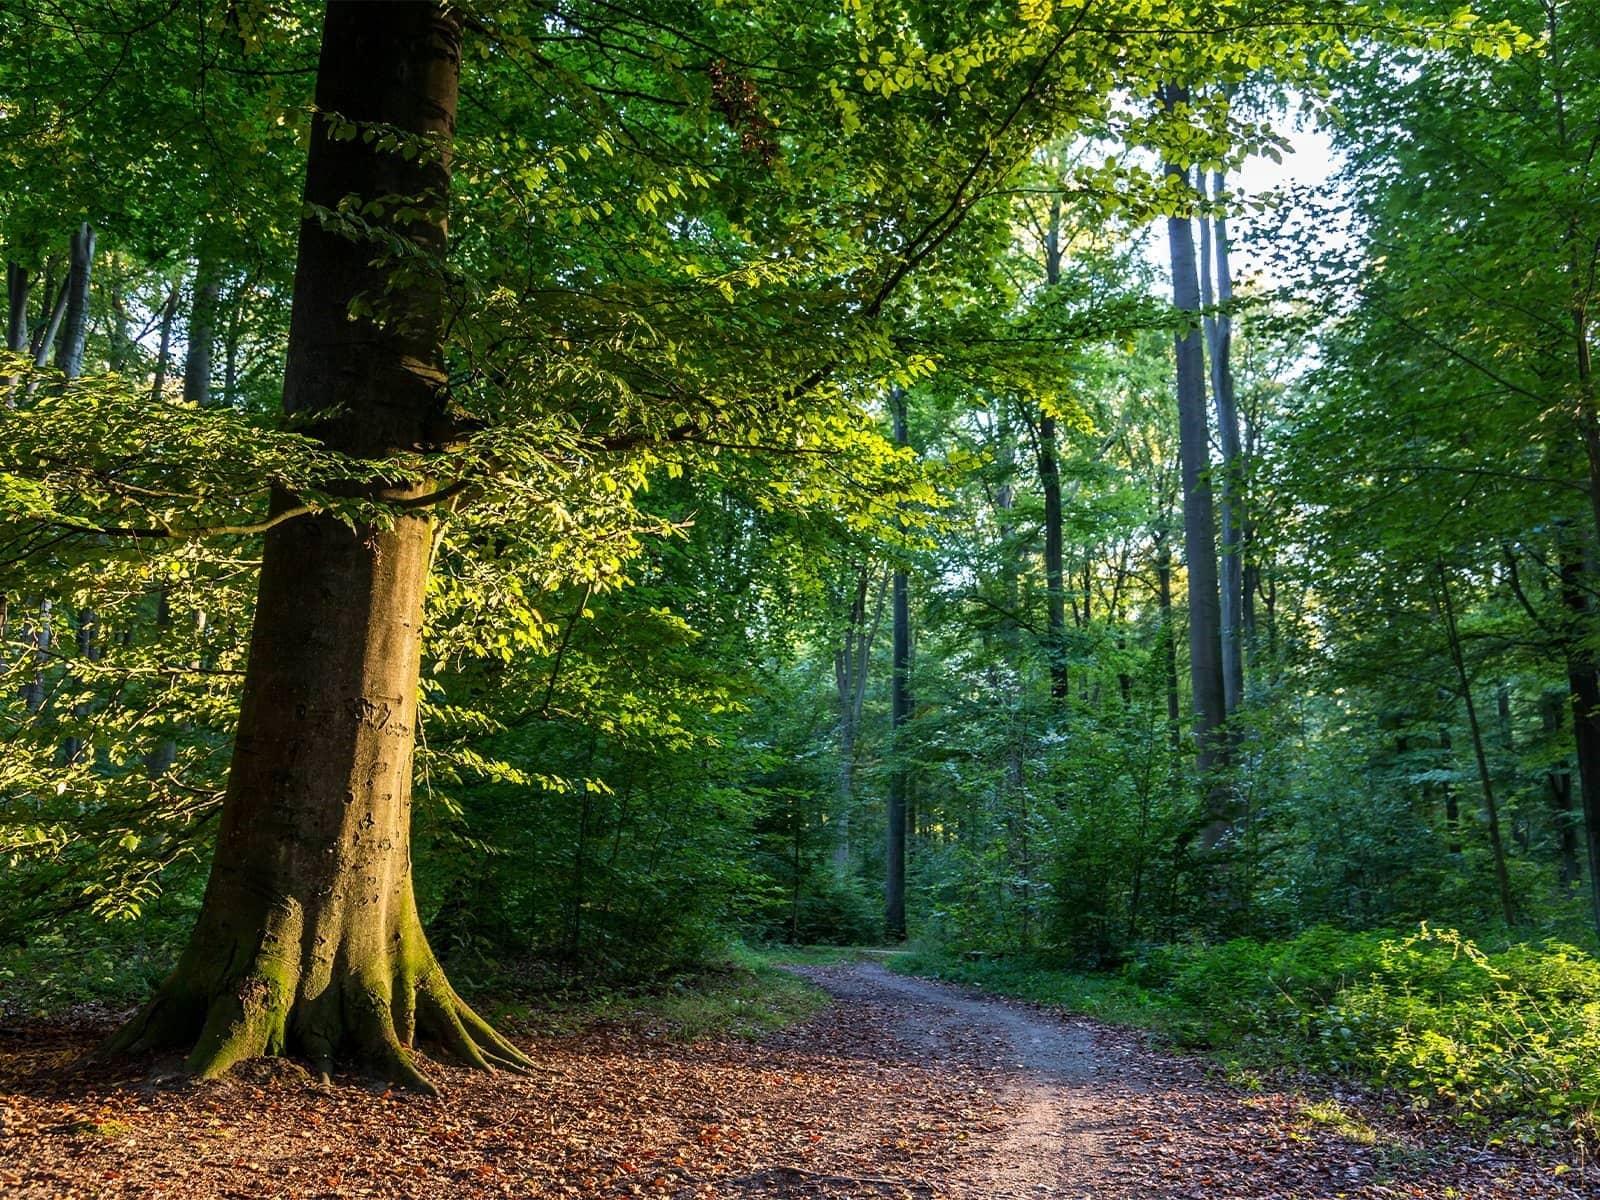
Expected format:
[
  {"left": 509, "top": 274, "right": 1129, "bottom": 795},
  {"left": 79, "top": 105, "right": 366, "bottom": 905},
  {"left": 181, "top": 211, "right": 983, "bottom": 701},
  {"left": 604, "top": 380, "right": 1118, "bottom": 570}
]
[{"left": 39, "top": 478, "right": 474, "bottom": 541}]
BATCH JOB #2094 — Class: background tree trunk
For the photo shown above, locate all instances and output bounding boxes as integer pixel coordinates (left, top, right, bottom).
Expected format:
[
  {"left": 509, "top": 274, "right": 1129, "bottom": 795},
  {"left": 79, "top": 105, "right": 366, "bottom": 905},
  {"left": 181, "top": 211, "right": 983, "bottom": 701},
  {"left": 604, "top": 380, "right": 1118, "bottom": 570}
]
[
  {"left": 1201, "top": 168, "right": 1245, "bottom": 716},
  {"left": 53, "top": 224, "right": 93, "bottom": 380},
  {"left": 150, "top": 286, "right": 180, "bottom": 400},
  {"left": 1040, "top": 196, "right": 1068, "bottom": 701},
  {"left": 1161, "top": 97, "right": 1229, "bottom": 836},
  {"left": 833, "top": 566, "right": 884, "bottom": 874},
  {"left": 1438, "top": 563, "right": 1517, "bottom": 926},
  {"left": 184, "top": 251, "right": 221, "bottom": 407},
  {"left": 3, "top": 263, "right": 28, "bottom": 395},
  {"left": 886, "top": 387, "right": 910, "bottom": 941}
]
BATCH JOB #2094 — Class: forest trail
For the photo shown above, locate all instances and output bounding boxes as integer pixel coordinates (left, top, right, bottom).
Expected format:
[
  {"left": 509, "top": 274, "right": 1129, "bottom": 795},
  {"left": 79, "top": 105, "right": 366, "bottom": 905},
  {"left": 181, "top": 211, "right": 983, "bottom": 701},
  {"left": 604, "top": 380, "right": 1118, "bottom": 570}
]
[
  {"left": 787, "top": 962, "right": 1115, "bottom": 1198},
  {"left": 2, "top": 962, "right": 1593, "bottom": 1199},
  {"left": 779, "top": 962, "right": 1591, "bottom": 1200}
]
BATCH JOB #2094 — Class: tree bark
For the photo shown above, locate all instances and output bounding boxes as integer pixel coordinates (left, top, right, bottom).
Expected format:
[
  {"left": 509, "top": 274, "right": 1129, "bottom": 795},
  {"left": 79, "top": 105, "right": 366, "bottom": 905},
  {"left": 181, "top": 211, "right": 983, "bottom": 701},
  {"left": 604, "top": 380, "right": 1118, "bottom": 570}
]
[
  {"left": 53, "top": 224, "right": 94, "bottom": 380},
  {"left": 4, "top": 263, "right": 27, "bottom": 353},
  {"left": 107, "top": 1, "right": 528, "bottom": 1090},
  {"left": 1556, "top": 543, "right": 1600, "bottom": 931},
  {"left": 833, "top": 566, "right": 885, "bottom": 875},
  {"left": 184, "top": 250, "right": 222, "bottom": 407},
  {"left": 28, "top": 276, "right": 68, "bottom": 382},
  {"left": 2, "top": 263, "right": 28, "bottom": 396}
]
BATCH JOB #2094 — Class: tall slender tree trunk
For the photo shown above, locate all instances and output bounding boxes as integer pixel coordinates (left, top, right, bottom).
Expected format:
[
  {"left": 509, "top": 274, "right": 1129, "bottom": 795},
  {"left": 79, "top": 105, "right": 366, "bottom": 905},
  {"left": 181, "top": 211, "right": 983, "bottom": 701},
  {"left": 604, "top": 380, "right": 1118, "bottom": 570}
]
[
  {"left": 1039, "top": 198, "right": 1069, "bottom": 701},
  {"left": 223, "top": 278, "right": 248, "bottom": 406},
  {"left": 150, "top": 286, "right": 180, "bottom": 400},
  {"left": 28, "top": 275, "right": 68, "bottom": 386},
  {"left": 1557, "top": 543, "right": 1600, "bottom": 931},
  {"left": 886, "top": 388, "right": 911, "bottom": 940},
  {"left": 833, "top": 567, "right": 885, "bottom": 875},
  {"left": 1161, "top": 96, "right": 1228, "bottom": 835},
  {"left": 1438, "top": 563, "right": 1517, "bottom": 926},
  {"left": 184, "top": 251, "right": 222, "bottom": 407},
  {"left": 1039, "top": 412, "right": 1068, "bottom": 701},
  {"left": 1549, "top": 10, "right": 1600, "bottom": 937},
  {"left": 2, "top": 263, "right": 27, "bottom": 396},
  {"left": 20, "top": 598, "right": 51, "bottom": 713},
  {"left": 4, "top": 264, "right": 27, "bottom": 353},
  {"left": 1540, "top": 687, "right": 1581, "bottom": 891},
  {"left": 1438, "top": 723, "right": 1462, "bottom": 855},
  {"left": 54, "top": 224, "right": 94, "bottom": 379},
  {"left": 1200, "top": 168, "right": 1244, "bottom": 716},
  {"left": 107, "top": 1, "right": 529, "bottom": 1090}
]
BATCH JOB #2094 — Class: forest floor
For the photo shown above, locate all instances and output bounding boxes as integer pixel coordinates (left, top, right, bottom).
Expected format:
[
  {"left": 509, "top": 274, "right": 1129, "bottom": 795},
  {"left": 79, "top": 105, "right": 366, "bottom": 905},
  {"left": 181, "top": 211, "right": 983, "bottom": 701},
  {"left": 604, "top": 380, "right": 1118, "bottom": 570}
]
[{"left": 1, "top": 960, "right": 1596, "bottom": 1199}]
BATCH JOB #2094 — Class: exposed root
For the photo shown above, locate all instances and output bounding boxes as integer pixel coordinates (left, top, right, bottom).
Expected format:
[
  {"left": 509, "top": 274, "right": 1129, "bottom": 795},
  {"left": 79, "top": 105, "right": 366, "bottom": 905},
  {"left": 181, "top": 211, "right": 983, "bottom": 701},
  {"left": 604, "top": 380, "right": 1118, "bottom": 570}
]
[
  {"left": 415, "top": 976, "right": 534, "bottom": 1075},
  {"left": 103, "top": 934, "right": 533, "bottom": 1091}
]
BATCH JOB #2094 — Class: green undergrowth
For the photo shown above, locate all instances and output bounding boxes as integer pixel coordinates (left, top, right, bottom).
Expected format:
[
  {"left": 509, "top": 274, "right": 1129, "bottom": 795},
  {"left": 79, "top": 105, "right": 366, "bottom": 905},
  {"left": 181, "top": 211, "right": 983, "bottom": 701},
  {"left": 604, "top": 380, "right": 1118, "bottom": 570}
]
[
  {"left": 1, "top": 926, "right": 833, "bottom": 1049},
  {"left": 0, "top": 927, "right": 181, "bottom": 1019},
  {"left": 484, "top": 945, "right": 832, "bottom": 1042},
  {"left": 897, "top": 925, "right": 1600, "bottom": 1149},
  {"left": 749, "top": 943, "right": 886, "bottom": 967}
]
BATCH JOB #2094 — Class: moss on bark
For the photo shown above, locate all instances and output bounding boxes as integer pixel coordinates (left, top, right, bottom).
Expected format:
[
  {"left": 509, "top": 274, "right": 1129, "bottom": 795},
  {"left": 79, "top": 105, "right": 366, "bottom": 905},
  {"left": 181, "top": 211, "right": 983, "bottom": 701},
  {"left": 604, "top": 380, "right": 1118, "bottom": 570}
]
[{"left": 106, "top": 893, "right": 531, "bottom": 1092}]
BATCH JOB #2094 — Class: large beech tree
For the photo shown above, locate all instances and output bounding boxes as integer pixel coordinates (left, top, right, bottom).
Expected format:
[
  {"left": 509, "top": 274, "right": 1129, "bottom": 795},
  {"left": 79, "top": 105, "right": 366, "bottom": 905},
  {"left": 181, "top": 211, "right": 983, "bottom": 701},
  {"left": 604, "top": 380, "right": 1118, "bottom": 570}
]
[
  {"left": 0, "top": 0, "right": 1520, "bottom": 1086},
  {"left": 108, "top": 0, "right": 530, "bottom": 1090}
]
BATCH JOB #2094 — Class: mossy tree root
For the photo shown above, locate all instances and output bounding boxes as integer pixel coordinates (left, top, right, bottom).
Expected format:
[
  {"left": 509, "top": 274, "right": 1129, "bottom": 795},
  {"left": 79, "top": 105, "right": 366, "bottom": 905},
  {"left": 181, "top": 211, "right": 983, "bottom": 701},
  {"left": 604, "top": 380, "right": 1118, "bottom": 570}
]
[{"left": 103, "top": 929, "right": 533, "bottom": 1093}]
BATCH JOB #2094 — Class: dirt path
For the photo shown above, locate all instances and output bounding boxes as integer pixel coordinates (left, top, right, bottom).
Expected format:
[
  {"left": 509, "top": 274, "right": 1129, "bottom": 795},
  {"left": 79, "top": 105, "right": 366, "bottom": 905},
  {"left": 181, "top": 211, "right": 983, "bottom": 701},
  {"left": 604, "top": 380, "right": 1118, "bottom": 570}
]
[
  {"left": 1, "top": 962, "right": 1595, "bottom": 1199},
  {"left": 780, "top": 963, "right": 1595, "bottom": 1200},
  {"left": 787, "top": 964, "right": 1111, "bottom": 1198}
]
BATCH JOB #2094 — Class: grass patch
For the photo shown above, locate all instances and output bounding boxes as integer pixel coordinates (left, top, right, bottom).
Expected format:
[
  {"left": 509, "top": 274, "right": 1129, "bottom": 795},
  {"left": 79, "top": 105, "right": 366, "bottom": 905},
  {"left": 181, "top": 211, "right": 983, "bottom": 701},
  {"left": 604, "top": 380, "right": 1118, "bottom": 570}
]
[
  {"left": 488, "top": 945, "right": 833, "bottom": 1042},
  {"left": 746, "top": 943, "right": 885, "bottom": 967},
  {"left": 1301, "top": 1099, "right": 1379, "bottom": 1145},
  {"left": 890, "top": 945, "right": 1180, "bottom": 1033}
]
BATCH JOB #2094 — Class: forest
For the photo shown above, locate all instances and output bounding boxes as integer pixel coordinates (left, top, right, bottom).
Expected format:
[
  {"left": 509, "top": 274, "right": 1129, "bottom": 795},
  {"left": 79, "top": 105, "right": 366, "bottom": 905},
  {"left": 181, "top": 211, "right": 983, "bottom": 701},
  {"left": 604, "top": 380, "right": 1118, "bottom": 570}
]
[{"left": 5, "top": 1, "right": 1600, "bottom": 1197}]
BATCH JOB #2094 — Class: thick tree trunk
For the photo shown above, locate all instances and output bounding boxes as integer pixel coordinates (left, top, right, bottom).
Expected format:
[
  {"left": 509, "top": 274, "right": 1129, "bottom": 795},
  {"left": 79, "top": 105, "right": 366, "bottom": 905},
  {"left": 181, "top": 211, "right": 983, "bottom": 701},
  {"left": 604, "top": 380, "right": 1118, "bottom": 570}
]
[
  {"left": 1155, "top": 531, "right": 1181, "bottom": 751},
  {"left": 108, "top": 1, "right": 527, "bottom": 1090},
  {"left": 1039, "top": 412, "right": 1068, "bottom": 700},
  {"left": 4, "top": 263, "right": 27, "bottom": 353},
  {"left": 2, "top": 263, "right": 28, "bottom": 397}
]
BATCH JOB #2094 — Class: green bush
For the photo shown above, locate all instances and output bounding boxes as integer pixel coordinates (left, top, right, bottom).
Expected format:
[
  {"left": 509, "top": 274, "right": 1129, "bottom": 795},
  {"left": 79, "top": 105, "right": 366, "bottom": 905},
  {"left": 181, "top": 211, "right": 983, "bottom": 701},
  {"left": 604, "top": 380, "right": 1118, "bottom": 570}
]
[
  {"left": 1165, "top": 926, "right": 1600, "bottom": 1143},
  {"left": 782, "top": 873, "right": 882, "bottom": 945}
]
